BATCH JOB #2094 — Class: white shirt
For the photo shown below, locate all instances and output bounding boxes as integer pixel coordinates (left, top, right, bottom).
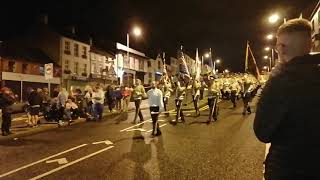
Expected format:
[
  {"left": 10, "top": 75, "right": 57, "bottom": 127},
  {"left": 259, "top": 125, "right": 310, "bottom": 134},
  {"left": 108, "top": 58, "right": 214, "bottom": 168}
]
[
  {"left": 92, "top": 89, "right": 105, "bottom": 104},
  {"left": 147, "top": 88, "right": 164, "bottom": 111}
]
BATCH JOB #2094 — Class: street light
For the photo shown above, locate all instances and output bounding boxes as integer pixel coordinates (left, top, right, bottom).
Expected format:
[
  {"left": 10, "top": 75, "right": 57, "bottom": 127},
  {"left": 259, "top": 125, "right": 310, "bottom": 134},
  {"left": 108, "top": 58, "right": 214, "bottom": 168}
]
[
  {"left": 205, "top": 53, "right": 210, "bottom": 58},
  {"left": 133, "top": 26, "right": 142, "bottom": 37},
  {"left": 265, "top": 47, "right": 271, "bottom": 51},
  {"left": 125, "top": 26, "right": 142, "bottom": 85},
  {"left": 264, "top": 55, "right": 269, "bottom": 59},
  {"left": 266, "top": 34, "right": 273, "bottom": 40},
  {"left": 215, "top": 59, "right": 221, "bottom": 64},
  {"left": 269, "top": 14, "right": 280, "bottom": 24},
  {"left": 224, "top": 69, "right": 229, "bottom": 73}
]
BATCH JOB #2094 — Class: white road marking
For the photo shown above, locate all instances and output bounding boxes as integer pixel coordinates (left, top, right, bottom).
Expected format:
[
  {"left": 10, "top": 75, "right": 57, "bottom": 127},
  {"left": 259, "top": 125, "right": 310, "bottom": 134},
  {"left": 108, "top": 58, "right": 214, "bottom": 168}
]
[
  {"left": 92, "top": 140, "right": 113, "bottom": 145},
  {"left": 119, "top": 119, "right": 152, "bottom": 132},
  {"left": 146, "top": 123, "right": 168, "bottom": 133},
  {"left": 125, "top": 128, "right": 147, "bottom": 132},
  {"left": 46, "top": 158, "right": 68, "bottom": 165},
  {"left": 0, "top": 144, "right": 88, "bottom": 178},
  {"left": 29, "top": 146, "right": 114, "bottom": 180}
]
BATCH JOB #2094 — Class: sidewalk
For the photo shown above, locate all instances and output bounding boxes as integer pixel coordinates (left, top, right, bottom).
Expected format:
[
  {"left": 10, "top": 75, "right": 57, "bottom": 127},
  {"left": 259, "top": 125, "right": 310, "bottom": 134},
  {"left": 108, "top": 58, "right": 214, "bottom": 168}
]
[{"left": 1, "top": 95, "right": 208, "bottom": 141}]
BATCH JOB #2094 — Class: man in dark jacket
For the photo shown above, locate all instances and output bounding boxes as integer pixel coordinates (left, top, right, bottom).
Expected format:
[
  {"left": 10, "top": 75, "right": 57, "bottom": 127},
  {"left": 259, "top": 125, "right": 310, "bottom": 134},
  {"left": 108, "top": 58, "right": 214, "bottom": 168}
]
[
  {"left": 0, "top": 87, "right": 15, "bottom": 136},
  {"left": 254, "top": 18, "right": 320, "bottom": 179},
  {"left": 28, "top": 88, "right": 43, "bottom": 126}
]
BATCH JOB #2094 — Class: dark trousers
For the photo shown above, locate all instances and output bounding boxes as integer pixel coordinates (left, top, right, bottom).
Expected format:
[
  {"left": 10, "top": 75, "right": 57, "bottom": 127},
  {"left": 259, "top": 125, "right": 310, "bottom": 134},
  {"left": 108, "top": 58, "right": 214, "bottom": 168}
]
[
  {"left": 242, "top": 92, "right": 252, "bottom": 114},
  {"left": 199, "top": 89, "right": 204, "bottom": 100},
  {"left": 93, "top": 103, "right": 104, "bottom": 120},
  {"left": 133, "top": 99, "right": 144, "bottom": 122},
  {"left": 163, "top": 97, "right": 169, "bottom": 116},
  {"left": 208, "top": 97, "right": 218, "bottom": 121},
  {"left": 175, "top": 99, "right": 184, "bottom": 122},
  {"left": 1, "top": 112, "right": 12, "bottom": 133},
  {"left": 150, "top": 106, "right": 161, "bottom": 135},
  {"left": 230, "top": 90, "right": 237, "bottom": 108},
  {"left": 193, "top": 95, "right": 200, "bottom": 114}
]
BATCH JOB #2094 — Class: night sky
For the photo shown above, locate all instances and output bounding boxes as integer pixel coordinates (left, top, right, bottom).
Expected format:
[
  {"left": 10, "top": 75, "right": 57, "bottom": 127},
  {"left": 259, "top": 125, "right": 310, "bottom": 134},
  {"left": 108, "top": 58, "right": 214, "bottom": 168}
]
[{"left": 0, "top": 0, "right": 318, "bottom": 72}]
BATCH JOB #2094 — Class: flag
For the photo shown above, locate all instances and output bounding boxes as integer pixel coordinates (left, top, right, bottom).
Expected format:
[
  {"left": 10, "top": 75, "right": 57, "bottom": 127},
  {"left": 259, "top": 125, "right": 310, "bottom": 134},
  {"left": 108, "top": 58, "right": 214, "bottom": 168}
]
[
  {"left": 178, "top": 47, "right": 190, "bottom": 83},
  {"left": 245, "top": 41, "right": 260, "bottom": 79},
  {"left": 195, "top": 48, "right": 201, "bottom": 80}
]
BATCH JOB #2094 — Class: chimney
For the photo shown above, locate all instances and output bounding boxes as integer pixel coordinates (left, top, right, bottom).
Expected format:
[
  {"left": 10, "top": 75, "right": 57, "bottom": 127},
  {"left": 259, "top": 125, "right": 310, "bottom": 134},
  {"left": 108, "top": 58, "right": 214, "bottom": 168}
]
[
  {"left": 89, "top": 37, "right": 93, "bottom": 46},
  {"left": 38, "top": 14, "right": 48, "bottom": 25},
  {"left": 71, "top": 26, "right": 76, "bottom": 35}
]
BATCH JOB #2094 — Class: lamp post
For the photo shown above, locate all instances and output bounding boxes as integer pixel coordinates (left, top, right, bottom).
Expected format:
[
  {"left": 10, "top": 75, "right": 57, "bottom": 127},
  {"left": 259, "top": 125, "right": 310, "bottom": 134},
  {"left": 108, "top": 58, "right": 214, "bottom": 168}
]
[{"left": 125, "top": 26, "right": 141, "bottom": 86}]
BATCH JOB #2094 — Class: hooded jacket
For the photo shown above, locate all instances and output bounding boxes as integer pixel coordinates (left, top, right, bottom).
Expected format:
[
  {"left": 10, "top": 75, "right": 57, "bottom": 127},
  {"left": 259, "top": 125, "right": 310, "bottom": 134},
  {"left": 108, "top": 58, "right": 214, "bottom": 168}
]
[{"left": 254, "top": 54, "right": 320, "bottom": 176}]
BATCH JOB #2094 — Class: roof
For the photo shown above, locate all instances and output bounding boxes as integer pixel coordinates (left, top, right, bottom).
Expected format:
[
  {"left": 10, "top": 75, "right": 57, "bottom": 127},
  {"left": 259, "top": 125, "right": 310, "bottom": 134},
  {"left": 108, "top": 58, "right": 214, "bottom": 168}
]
[{"left": 1, "top": 44, "right": 56, "bottom": 65}]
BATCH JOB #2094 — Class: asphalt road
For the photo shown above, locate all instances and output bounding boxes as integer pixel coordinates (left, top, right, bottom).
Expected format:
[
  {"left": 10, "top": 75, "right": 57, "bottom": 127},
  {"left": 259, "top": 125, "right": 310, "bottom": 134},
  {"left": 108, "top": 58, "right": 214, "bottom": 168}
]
[{"left": 0, "top": 98, "right": 266, "bottom": 180}]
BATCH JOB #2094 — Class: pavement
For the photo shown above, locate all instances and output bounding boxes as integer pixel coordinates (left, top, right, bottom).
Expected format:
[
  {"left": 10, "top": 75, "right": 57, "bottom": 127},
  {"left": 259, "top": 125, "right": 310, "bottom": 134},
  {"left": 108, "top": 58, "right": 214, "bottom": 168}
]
[{"left": 0, "top": 94, "right": 266, "bottom": 180}]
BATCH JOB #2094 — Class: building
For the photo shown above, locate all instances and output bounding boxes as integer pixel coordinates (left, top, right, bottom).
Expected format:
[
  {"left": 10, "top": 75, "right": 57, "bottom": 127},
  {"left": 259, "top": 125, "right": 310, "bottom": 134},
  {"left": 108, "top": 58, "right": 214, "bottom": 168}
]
[
  {"left": 169, "top": 57, "right": 178, "bottom": 76},
  {"left": 115, "top": 43, "right": 149, "bottom": 86},
  {"left": 153, "top": 55, "right": 164, "bottom": 81},
  {"left": 89, "top": 45, "right": 117, "bottom": 86},
  {"left": 310, "top": 1, "right": 320, "bottom": 52},
  {"left": 0, "top": 45, "right": 61, "bottom": 101}
]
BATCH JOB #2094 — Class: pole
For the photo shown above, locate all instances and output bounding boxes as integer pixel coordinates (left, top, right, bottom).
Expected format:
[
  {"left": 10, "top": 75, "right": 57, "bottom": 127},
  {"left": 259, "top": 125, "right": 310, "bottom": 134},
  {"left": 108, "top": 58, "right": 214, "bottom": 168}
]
[
  {"left": 271, "top": 48, "right": 275, "bottom": 68},
  {"left": 20, "top": 80, "right": 23, "bottom": 102},
  {"left": 48, "top": 79, "right": 51, "bottom": 97},
  {"left": 127, "top": 33, "right": 130, "bottom": 86}
]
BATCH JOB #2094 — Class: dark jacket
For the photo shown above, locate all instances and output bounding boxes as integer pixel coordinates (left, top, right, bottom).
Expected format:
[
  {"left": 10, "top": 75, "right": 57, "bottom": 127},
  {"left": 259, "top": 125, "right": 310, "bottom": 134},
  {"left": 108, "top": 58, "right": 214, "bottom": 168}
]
[
  {"left": 0, "top": 92, "right": 15, "bottom": 113},
  {"left": 28, "top": 91, "right": 43, "bottom": 106},
  {"left": 254, "top": 54, "right": 320, "bottom": 176}
]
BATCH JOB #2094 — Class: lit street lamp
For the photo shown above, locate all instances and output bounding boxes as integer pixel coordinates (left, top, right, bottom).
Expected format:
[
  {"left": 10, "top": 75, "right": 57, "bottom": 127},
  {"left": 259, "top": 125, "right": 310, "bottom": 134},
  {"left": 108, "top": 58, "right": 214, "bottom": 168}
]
[
  {"left": 269, "top": 14, "right": 280, "bottom": 24},
  {"left": 265, "top": 47, "right": 271, "bottom": 51},
  {"left": 205, "top": 53, "right": 210, "bottom": 58},
  {"left": 224, "top": 69, "right": 229, "bottom": 73},
  {"left": 264, "top": 55, "right": 269, "bottom": 59},
  {"left": 266, "top": 34, "right": 273, "bottom": 40},
  {"left": 125, "top": 26, "right": 142, "bottom": 85}
]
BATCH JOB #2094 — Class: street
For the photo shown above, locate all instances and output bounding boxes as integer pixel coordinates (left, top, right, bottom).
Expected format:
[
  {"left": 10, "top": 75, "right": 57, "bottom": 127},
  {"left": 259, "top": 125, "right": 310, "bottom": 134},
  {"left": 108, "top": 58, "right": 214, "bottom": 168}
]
[{"left": 0, "top": 98, "right": 265, "bottom": 180}]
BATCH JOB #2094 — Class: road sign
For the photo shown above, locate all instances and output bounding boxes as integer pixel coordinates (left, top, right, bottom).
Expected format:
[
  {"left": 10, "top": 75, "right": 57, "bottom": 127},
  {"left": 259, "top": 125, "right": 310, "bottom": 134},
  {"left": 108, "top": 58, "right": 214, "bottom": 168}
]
[{"left": 45, "top": 63, "right": 53, "bottom": 80}]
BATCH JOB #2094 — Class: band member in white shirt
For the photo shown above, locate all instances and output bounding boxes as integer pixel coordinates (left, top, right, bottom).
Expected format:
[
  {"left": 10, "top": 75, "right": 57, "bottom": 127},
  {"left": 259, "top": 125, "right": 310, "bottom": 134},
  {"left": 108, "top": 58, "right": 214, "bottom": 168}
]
[{"left": 147, "top": 81, "right": 164, "bottom": 136}]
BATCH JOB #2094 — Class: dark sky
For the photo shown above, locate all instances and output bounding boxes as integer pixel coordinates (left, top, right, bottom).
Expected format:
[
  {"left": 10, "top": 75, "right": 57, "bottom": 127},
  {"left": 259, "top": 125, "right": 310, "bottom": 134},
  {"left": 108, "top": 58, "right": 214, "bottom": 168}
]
[{"left": 0, "top": 0, "right": 318, "bottom": 72}]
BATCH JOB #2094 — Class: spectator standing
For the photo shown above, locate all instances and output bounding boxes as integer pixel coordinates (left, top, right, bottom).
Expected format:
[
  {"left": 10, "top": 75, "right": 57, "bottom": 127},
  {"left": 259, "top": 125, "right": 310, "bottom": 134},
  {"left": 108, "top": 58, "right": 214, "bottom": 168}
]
[
  {"left": 122, "top": 85, "right": 131, "bottom": 112},
  {"left": 254, "top": 19, "right": 320, "bottom": 179},
  {"left": 28, "top": 88, "right": 43, "bottom": 127},
  {"left": 0, "top": 87, "right": 15, "bottom": 136},
  {"left": 92, "top": 85, "right": 105, "bottom": 121}
]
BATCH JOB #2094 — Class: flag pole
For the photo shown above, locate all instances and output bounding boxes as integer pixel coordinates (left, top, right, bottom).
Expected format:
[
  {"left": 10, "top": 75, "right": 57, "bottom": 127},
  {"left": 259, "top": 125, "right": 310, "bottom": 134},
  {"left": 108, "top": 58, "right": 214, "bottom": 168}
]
[{"left": 245, "top": 41, "right": 249, "bottom": 73}]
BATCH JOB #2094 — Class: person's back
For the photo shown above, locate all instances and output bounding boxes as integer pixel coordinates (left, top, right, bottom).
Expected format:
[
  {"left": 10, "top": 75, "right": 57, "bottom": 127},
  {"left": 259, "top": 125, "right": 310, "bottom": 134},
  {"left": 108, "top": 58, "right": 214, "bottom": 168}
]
[
  {"left": 254, "top": 18, "right": 320, "bottom": 179},
  {"left": 28, "top": 91, "right": 42, "bottom": 106}
]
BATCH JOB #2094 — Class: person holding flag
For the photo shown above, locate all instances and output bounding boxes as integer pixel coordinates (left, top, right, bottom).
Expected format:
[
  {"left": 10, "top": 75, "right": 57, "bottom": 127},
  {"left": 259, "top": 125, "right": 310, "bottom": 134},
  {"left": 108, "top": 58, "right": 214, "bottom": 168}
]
[{"left": 204, "top": 75, "right": 220, "bottom": 123}]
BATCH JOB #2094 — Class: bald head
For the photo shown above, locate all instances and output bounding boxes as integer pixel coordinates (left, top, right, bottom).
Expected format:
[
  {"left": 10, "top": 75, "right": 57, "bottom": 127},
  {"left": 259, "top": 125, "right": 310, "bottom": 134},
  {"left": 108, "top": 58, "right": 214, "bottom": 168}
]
[{"left": 276, "top": 18, "right": 312, "bottom": 62}]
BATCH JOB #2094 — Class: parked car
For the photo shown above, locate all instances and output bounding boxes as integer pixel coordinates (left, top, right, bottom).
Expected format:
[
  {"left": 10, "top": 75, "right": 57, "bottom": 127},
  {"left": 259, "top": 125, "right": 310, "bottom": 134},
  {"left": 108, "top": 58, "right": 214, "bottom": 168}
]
[{"left": 9, "top": 102, "right": 29, "bottom": 114}]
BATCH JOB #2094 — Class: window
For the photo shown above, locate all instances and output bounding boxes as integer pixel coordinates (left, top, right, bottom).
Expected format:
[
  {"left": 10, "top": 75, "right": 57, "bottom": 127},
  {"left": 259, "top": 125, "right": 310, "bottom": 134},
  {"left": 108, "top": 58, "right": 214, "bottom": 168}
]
[
  {"left": 82, "top": 46, "right": 87, "bottom": 59},
  {"left": 83, "top": 64, "right": 87, "bottom": 73},
  {"left": 64, "top": 41, "right": 71, "bottom": 54},
  {"left": 147, "top": 61, "right": 151, "bottom": 67},
  {"left": 8, "top": 61, "right": 15, "bottom": 72},
  {"left": 74, "top": 43, "right": 79, "bottom": 57},
  {"left": 65, "top": 60, "right": 69, "bottom": 70},
  {"left": 74, "top": 62, "right": 79, "bottom": 75},
  {"left": 22, "top": 63, "right": 28, "bottom": 74},
  {"left": 92, "top": 63, "right": 96, "bottom": 74},
  {"left": 149, "top": 72, "right": 152, "bottom": 79}
]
